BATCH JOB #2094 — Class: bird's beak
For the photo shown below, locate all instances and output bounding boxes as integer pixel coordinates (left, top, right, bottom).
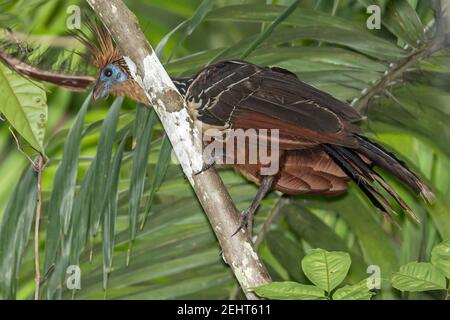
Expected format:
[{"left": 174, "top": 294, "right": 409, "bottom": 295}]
[{"left": 93, "top": 81, "right": 108, "bottom": 101}]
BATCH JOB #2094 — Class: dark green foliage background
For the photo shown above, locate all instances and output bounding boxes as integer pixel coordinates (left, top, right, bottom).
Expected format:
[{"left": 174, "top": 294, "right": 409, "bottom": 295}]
[{"left": 0, "top": 0, "right": 449, "bottom": 300}]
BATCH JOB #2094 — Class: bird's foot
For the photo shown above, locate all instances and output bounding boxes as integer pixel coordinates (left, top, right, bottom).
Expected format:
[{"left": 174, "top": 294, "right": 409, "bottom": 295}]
[
  {"left": 231, "top": 209, "right": 253, "bottom": 239},
  {"left": 194, "top": 159, "right": 216, "bottom": 176}
]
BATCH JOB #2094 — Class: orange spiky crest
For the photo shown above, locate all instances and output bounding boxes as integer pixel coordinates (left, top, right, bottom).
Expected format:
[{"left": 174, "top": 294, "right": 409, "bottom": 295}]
[
  {"left": 74, "top": 19, "right": 127, "bottom": 72},
  {"left": 74, "top": 19, "right": 149, "bottom": 104}
]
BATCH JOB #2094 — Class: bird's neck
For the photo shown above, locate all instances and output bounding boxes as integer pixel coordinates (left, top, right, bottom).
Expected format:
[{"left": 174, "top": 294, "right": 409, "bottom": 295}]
[{"left": 171, "top": 76, "right": 194, "bottom": 97}]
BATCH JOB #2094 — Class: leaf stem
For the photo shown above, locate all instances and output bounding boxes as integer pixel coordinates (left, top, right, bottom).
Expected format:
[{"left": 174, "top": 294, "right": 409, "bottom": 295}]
[
  {"left": 353, "top": 40, "right": 445, "bottom": 112},
  {"left": 34, "top": 155, "right": 46, "bottom": 300}
]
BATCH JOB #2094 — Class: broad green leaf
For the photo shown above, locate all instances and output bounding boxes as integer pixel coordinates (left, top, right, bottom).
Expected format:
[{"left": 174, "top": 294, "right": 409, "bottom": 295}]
[
  {"left": 0, "top": 167, "right": 37, "bottom": 299},
  {"left": 332, "top": 279, "right": 374, "bottom": 300},
  {"left": 286, "top": 204, "right": 367, "bottom": 282},
  {"left": 0, "top": 63, "right": 47, "bottom": 153},
  {"left": 301, "top": 249, "right": 351, "bottom": 293},
  {"left": 302, "top": 190, "right": 400, "bottom": 291},
  {"left": 364, "top": 131, "right": 450, "bottom": 242},
  {"left": 392, "top": 262, "right": 447, "bottom": 292},
  {"left": 253, "top": 281, "right": 325, "bottom": 300},
  {"left": 431, "top": 239, "right": 450, "bottom": 279}
]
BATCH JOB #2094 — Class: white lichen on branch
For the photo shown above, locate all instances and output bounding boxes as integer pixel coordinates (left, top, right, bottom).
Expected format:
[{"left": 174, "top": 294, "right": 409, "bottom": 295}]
[
  {"left": 123, "top": 55, "right": 203, "bottom": 184},
  {"left": 87, "top": 0, "right": 271, "bottom": 299}
]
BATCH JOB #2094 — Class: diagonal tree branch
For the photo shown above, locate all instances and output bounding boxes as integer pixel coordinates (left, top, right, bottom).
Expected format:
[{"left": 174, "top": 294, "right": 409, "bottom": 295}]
[{"left": 85, "top": 0, "right": 271, "bottom": 299}]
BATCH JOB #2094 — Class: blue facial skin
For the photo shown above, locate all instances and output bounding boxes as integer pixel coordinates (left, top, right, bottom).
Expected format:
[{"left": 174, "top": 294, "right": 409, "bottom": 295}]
[{"left": 93, "top": 64, "right": 127, "bottom": 100}]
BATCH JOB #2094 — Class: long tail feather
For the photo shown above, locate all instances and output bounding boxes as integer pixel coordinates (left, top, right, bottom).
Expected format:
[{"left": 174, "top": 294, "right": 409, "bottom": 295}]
[
  {"left": 323, "top": 138, "right": 431, "bottom": 224},
  {"left": 323, "top": 145, "right": 400, "bottom": 223},
  {"left": 356, "top": 135, "right": 435, "bottom": 204}
]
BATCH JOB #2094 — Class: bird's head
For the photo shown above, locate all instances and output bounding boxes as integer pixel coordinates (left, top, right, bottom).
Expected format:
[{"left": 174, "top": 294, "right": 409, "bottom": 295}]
[
  {"left": 0, "top": 19, "right": 149, "bottom": 104},
  {"left": 75, "top": 21, "right": 149, "bottom": 104},
  {"left": 93, "top": 63, "right": 127, "bottom": 100}
]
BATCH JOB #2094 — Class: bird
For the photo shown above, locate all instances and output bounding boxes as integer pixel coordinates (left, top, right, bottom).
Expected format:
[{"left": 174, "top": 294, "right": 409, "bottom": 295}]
[{"left": 0, "top": 21, "right": 434, "bottom": 237}]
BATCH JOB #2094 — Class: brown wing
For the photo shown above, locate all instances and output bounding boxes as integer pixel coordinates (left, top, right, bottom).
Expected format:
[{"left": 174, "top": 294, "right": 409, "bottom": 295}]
[
  {"left": 187, "top": 60, "right": 362, "bottom": 148},
  {"left": 188, "top": 60, "right": 433, "bottom": 222}
]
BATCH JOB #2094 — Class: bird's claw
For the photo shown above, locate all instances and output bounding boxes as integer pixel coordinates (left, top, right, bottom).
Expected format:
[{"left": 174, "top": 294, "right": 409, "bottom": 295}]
[
  {"left": 194, "top": 159, "right": 216, "bottom": 176},
  {"left": 231, "top": 209, "right": 250, "bottom": 237}
]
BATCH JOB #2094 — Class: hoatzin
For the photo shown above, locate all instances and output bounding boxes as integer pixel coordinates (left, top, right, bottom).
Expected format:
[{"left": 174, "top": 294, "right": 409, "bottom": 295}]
[{"left": 0, "top": 22, "right": 434, "bottom": 237}]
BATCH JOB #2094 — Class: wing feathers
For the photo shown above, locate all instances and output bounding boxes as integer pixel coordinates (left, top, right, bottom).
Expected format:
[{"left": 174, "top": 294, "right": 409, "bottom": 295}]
[{"left": 191, "top": 60, "right": 362, "bottom": 148}]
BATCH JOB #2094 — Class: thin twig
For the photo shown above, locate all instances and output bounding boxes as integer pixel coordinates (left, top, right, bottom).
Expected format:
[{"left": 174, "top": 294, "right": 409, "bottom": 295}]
[
  {"left": 254, "top": 196, "right": 289, "bottom": 249},
  {"left": 8, "top": 126, "right": 47, "bottom": 299},
  {"left": 34, "top": 155, "right": 46, "bottom": 300},
  {"left": 353, "top": 23, "right": 450, "bottom": 112}
]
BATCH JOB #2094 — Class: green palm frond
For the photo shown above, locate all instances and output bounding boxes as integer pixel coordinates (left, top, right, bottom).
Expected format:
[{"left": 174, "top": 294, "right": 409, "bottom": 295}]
[{"left": 0, "top": 0, "right": 448, "bottom": 300}]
